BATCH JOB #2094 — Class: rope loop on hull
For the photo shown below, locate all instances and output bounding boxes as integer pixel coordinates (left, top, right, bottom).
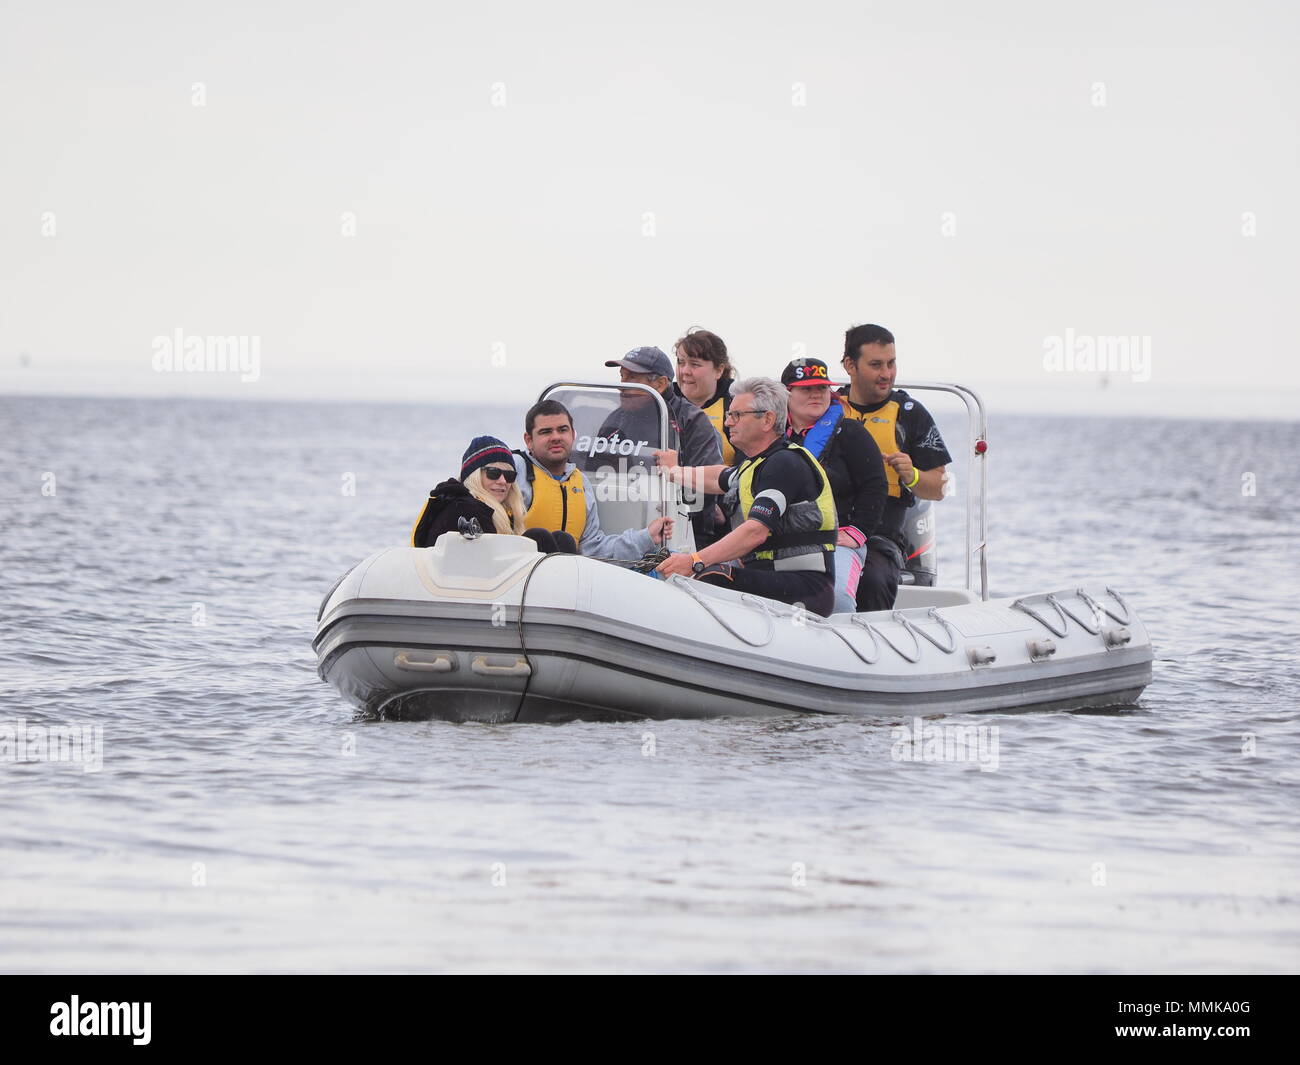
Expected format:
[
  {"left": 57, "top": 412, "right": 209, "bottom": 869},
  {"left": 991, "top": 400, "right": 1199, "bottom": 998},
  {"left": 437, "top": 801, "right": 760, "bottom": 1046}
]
[
  {"left": 832, "top": 614, "right": 882, "bottom": 665},
  {"left": 786, "top": 610, "right": 888, "bottom": 667},
  {"left": 1047, "top": 593, "right": 1101, "bottom": 635},
  {"left": 668, "top": 578, "right": 777, "bottom": 648},
  {"left": 1015, "top": 588, "right": 1135, "bottom": 639},
  {"left": 913, "top": 608, "right": 959, "bottom": 654},
  {"left": 1012, "top": 596, "right": 1069, "bottom": 637},
  {"left": 1101, "top": 587, "right": 1134, "bottom": 624},
  {"left": 874, "top": 615, "right": 923, "bottom": 663}
]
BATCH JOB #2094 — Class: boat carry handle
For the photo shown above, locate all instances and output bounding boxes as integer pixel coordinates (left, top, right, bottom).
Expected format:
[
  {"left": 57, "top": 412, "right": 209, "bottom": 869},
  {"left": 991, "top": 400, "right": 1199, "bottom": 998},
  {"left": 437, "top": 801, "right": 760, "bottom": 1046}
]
[
  {"left": 471, "top": 655, "right": 532, "bottom": 677},
  {"left": 394, "top": 651, "right": 455, "bottom": 673}
]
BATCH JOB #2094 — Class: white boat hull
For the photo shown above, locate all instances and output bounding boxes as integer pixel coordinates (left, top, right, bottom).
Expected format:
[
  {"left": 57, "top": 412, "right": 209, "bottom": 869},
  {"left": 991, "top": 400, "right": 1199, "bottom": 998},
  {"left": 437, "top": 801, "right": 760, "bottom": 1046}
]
[{"left": 313, "top": 535, "right": 1153, "bottom": 723}]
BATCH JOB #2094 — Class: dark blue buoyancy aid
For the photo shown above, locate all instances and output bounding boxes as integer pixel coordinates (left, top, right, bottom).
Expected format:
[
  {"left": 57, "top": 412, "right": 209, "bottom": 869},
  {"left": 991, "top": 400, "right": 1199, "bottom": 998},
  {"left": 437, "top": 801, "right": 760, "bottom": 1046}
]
[{"left": 794, "top": 402, "right": 843, "bottom": 459}]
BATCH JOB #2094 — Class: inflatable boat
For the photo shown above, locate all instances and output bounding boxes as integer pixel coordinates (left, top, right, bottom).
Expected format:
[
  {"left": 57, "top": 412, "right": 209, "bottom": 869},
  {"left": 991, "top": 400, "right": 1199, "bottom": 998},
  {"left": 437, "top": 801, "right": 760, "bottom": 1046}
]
[{"left": 314, "top": 382, "right": 1153, "bottom": 722}]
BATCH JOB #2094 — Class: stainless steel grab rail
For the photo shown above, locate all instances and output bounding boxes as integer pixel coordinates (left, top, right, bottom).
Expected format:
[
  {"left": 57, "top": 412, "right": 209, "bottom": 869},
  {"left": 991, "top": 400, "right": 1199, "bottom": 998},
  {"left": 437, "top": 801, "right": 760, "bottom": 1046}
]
[{"left": 895, "top": 381, "right": 989, "bottom": 601}]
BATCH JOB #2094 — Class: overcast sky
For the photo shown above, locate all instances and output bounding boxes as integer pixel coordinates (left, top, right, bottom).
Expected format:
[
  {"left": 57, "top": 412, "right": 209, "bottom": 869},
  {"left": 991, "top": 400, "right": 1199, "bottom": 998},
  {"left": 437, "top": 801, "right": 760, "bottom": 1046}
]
[{"left": 2, "top": 0, "right": 1296, "bottom": 417}]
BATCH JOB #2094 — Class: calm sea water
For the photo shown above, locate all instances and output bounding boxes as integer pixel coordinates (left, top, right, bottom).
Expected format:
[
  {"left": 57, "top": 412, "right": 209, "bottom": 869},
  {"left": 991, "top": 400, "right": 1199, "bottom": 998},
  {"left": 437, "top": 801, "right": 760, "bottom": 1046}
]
[{"left": 1, "top": 394, "right": 1297, "bottom": 973}]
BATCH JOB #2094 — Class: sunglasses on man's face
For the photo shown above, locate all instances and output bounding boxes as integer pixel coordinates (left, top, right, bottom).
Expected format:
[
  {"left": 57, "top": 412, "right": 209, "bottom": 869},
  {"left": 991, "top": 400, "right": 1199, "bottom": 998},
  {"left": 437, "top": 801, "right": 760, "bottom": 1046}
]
[{"left": 483, "top": 467, "right": 518, "bottom": 483}]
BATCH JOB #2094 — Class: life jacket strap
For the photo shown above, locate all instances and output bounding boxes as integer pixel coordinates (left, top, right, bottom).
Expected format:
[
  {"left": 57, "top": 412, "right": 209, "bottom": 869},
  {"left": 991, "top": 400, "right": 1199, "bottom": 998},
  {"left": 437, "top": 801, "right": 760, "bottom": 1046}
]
[
  {"left": 512, "top": 449, "right": 536, "bottom": 484},
  {"left": 765, "top": 530, "right": 838, "bottom": 550}
]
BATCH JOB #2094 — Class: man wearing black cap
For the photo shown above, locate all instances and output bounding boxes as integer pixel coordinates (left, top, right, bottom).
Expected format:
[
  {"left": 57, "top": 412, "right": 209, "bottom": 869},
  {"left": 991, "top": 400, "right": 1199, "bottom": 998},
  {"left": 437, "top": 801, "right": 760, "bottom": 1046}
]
[
  {"left": 599, "top": 346, "right": 723, "bottom": 469},
  {"left": 598, "top": 346, "right": 723, "bottom": 542}
]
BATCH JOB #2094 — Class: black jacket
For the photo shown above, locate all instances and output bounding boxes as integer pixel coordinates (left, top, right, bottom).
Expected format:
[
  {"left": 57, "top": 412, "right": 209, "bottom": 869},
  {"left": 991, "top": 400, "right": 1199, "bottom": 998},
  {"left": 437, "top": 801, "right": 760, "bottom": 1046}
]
[
  {"left": 790, "top": 417, "right": 886, "bottom": 540},
  {"left": 412, "top": 479, "right": 496, "bottom": 547}
]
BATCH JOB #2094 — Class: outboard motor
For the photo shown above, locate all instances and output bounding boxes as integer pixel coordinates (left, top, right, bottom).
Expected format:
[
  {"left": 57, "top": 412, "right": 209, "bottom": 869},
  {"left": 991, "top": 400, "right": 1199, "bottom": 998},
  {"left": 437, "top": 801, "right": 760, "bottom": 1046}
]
[{"left": 898, "top": 498, "right": 937, "bottom": 586}]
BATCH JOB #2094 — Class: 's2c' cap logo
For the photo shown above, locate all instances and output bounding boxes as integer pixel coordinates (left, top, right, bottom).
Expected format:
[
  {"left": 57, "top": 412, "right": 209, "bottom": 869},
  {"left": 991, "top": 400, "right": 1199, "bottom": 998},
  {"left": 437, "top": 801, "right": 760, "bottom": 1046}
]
[{"left": 794, "top": 364, "right": 828, "bottom": 381}]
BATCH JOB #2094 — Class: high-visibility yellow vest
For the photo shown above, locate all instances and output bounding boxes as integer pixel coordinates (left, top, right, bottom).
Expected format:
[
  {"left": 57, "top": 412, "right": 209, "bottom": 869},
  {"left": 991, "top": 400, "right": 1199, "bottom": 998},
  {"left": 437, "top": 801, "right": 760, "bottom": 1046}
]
[
  {"left": 520, "top": 454, "right": 589, "bottom": 539},
  {"left": 837, "top": 395, "right": 903, "bottom": 497},
  {"left": 699, "top": 390, "right": 735, "bottom": 465},
  {"left": 736, "top": 442, "right": 837, "bottom": 569}
]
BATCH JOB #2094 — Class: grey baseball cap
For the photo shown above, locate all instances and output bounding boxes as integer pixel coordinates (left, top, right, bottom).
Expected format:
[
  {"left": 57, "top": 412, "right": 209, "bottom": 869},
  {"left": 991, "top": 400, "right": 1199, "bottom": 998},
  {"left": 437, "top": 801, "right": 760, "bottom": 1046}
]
[{"left": 605, "top": 346, "right": 674, "bottom": 380}]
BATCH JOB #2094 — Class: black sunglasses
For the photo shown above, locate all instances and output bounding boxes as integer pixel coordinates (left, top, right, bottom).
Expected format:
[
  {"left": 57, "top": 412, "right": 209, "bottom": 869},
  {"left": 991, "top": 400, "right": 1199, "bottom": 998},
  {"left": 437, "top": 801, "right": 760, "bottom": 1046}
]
[{"left": 483, "top": 467, "right": 517, "bottom": 483}]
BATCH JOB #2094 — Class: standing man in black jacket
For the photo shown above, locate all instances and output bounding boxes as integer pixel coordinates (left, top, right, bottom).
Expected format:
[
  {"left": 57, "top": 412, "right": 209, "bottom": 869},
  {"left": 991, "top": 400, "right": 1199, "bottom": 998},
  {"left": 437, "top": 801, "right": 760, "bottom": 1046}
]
[{"left": 782, "top": 358, "right": 887, "bottom": 613}]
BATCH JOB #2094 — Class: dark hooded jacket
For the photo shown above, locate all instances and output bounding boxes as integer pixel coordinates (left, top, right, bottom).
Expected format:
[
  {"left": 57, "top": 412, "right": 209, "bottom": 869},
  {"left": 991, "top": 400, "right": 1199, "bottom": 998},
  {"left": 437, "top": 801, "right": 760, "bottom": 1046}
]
[{"left": 412, "top": 479, "right": 496, "bottom": 547}]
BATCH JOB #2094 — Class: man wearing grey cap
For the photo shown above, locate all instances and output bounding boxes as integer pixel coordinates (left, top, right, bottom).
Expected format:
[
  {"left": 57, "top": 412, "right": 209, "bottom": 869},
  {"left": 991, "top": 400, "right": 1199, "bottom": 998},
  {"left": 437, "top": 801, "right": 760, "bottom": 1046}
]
[{"left": 597, "top": 346, "right": 724, "bottom": 542}]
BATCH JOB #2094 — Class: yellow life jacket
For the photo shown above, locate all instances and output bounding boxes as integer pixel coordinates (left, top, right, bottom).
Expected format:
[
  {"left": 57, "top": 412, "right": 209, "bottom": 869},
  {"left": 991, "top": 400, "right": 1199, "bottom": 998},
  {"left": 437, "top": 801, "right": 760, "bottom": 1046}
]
[
  {"left": 519, "top": 454, "right": 589, "bottom": 540},
  {"left": 699, "top": 390, "right": 736, "bottom": 465},
  {"left": 837, "top": 394, "right": 903, "bottom": 497},
  {"left": 736, "top": 442, "right": 837, "bottom": 569}
]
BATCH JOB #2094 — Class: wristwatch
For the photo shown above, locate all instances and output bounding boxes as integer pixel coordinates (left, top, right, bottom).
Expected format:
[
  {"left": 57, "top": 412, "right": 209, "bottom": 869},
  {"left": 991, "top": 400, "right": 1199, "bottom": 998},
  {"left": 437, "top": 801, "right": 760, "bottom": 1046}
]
[{"left": 691, "top": 552, "right": 706, "bottom": 575}]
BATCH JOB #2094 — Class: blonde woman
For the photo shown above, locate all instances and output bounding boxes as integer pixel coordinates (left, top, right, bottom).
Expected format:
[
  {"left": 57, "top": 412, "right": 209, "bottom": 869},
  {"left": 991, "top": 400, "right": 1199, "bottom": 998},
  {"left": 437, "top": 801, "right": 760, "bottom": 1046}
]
[{"left": 413, "top": 436, "right": 576, "bottom": 552}]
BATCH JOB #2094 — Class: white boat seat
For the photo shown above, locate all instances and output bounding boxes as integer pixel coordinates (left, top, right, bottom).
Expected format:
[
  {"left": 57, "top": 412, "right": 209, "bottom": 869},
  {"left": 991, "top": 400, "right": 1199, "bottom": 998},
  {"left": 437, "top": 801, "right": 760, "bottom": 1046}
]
[{"left": 891, "top": 586, "right": 980, "bottom": 609}]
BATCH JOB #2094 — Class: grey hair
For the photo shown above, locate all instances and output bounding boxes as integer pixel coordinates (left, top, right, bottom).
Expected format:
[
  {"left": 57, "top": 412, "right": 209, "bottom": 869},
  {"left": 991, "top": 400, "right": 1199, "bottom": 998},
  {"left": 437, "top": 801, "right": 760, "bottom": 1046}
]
[{"left": 734, "top": 376, "right": 787, "bottom": 429}]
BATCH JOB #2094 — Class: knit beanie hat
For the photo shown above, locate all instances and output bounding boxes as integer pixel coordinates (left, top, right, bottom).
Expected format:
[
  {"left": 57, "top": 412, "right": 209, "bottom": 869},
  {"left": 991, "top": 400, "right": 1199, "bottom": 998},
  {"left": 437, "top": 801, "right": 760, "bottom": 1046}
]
[{"left": 460, "top": 436, "right": 514, "bottom": 482}]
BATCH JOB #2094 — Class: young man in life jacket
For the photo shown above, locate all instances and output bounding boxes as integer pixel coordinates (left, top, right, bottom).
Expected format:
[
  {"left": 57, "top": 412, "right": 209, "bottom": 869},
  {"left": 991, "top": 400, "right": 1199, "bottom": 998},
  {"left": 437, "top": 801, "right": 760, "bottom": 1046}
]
[
  {"left": 652, "top": 377, "right": 838, "bottom": 618},
  {"left": 837, "top": 324, "right": 952, "bottom": 611},
  {"left": 513, "top": 399, "right": 673, "bottom": 559}
]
